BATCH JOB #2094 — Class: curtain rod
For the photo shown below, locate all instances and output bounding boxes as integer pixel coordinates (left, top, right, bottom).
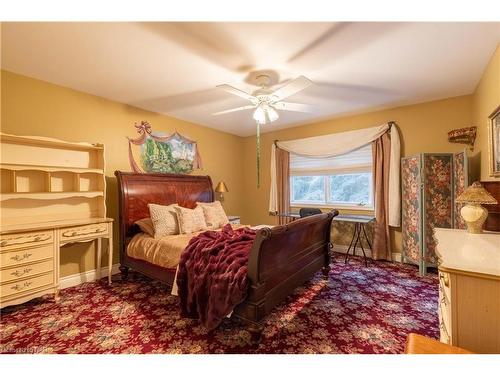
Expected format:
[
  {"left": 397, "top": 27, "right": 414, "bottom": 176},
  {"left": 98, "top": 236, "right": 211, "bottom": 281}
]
[{"left": 273, "top": 122, "right": 396, "bottom": 144}]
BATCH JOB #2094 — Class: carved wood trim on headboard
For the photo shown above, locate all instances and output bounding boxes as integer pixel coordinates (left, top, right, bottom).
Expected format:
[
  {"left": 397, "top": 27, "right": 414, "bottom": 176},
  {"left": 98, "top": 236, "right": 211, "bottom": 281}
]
[{"left": 114, "top": 171, "right": 214, "bottom": 259}]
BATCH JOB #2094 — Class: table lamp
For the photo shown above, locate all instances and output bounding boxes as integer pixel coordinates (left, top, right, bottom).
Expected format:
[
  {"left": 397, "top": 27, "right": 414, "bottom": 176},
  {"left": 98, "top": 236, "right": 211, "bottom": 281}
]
[
  {"left": 215, "top": 181, "right": 228, "bottom": 201},
  {"left": 455, "top": 181, "right": 498, "bottom": 234}
]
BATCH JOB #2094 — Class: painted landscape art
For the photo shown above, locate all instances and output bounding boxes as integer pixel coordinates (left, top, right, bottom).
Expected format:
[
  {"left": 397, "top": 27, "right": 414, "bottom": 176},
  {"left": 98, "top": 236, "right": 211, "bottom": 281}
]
[{"left": 141, "top": 133, "right": 196, "bottom": 174}]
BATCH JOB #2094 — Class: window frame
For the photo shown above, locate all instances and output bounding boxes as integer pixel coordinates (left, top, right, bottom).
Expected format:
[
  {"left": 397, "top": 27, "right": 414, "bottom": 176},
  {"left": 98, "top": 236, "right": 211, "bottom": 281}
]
[{"left": 290, "top": 167, "right": 374, "bottom": 211}]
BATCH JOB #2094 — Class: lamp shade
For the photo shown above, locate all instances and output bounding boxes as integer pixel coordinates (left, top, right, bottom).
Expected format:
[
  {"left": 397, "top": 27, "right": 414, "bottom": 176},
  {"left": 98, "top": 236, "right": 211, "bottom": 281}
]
[
  {"left": 215, "top": 181, "right": 229, "bottom": 193},
  {"left": 456, "top": 181, "right": 498, "bottom": 205}
]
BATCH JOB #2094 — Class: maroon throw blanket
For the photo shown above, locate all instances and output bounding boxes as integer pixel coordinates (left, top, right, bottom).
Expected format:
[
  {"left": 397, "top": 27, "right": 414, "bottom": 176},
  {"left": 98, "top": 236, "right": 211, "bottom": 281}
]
[{"left": 177, "top": 224, "right": 257, "bottom": 330}]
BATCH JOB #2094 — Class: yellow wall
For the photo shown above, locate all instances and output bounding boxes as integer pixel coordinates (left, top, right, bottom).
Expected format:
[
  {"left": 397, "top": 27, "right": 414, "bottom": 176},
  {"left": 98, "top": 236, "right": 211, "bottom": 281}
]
[
  {"left": 0, "top": 70, "right": 244, "bottom": 277},
  {"left": 241, "top": 95, "right": 474, "bottom": 254},
  {"left": 473, "top": 45, "right": 500, "bottom": 181}
]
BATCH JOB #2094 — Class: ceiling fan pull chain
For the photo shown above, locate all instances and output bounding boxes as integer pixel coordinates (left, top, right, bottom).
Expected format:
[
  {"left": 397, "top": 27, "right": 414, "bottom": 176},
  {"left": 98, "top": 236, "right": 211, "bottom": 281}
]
[{"left": 256, "top": 120, "right": 261, "bottom": 188}]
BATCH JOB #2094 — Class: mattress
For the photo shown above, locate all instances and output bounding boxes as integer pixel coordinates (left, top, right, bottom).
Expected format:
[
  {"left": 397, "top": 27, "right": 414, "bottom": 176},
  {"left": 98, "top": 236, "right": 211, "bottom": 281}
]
[{"left": 127, "top": 224, "right": 248, "bottom": 269}]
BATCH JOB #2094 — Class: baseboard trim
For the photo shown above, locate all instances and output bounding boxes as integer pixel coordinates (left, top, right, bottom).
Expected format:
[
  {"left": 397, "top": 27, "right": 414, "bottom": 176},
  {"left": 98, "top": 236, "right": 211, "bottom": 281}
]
[
  {"left": 333, "top": 244, "right": 402, "bottom": 263},
  {"left": 59, "top": 264, "right": 121, "bottom": 289}
]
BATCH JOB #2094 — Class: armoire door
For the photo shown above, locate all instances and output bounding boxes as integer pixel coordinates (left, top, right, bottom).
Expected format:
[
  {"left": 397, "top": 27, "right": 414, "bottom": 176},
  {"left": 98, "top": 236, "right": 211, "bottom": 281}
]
[
  {"left": 422, "top": 153, "right": 454, "bottom": 268},
  {"left": 401, "top": 155, "right": 422, "bottom": 266}
]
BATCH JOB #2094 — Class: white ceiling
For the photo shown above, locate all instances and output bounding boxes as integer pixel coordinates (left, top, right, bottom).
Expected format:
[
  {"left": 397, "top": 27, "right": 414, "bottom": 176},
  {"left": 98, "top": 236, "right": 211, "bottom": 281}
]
[{"left": 2, "top": 22, "right": 499, "bottom": 136}]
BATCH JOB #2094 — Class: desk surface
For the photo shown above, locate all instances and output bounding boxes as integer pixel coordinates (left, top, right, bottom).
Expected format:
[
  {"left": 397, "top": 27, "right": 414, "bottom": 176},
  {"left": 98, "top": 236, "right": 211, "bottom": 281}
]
[
  {"left": 1, "top": 217, "right": 114, "bottom": 234},
  {"left": 276, "top": 212, "right": 375, "bottom": 223},
  {"left": 276, "top": 212, "right": 300, "bottom": 218},
  {"left": 334, "top": 214, "right": 375, "bottom": 224},
  {"left": 435, "top": 228, "right": 500, "bottom": 278}
]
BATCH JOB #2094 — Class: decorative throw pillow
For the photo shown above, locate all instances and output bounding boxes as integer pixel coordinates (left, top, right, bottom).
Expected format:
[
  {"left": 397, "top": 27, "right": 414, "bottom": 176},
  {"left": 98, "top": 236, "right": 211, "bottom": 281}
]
[
  {"left": 134, "top": 218, "right": 155, "bottom": 237},
  {"left": 174, "top": 205, "right": 208, "bottom": 234},
  {"left": 148, "top": 203, "right": 180, "bottom": 238},
  {"left": 197, "top": 201, "right": 229, "bottom": 229}
]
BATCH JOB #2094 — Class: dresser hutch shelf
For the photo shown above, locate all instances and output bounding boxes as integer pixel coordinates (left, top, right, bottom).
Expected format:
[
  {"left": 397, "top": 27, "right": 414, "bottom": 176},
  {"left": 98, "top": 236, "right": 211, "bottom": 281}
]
[{"left": 0, "top": 132, "right": 113, "bottom": 309}]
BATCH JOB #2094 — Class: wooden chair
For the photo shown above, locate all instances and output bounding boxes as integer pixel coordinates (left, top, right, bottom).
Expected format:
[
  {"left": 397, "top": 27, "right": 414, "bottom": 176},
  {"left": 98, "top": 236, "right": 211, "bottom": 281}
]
[{"left": 299, "top": 207, "right": 322, "bottom": 218}]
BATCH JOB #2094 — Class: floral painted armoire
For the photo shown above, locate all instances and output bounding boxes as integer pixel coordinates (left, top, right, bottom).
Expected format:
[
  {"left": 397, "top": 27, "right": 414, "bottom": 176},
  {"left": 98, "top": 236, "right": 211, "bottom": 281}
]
[{"left": 401, "top": 151, "right": 468, "bottom": 275}]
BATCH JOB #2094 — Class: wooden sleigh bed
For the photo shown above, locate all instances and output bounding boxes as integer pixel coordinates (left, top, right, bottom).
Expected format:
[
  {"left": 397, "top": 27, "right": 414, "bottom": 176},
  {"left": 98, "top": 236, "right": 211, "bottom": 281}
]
[{"left": 115, "top": 171, "right": 337, "bottom": 343}]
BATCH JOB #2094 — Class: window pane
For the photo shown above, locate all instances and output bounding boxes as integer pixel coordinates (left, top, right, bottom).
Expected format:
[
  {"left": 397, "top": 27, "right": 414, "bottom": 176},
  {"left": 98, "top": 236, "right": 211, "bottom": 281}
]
[
  {"left": 291, "top": 176, "right": 325, "bottom": 202},
  {"left": 329, "top": 173, "right": 371, "bottom": 205}
]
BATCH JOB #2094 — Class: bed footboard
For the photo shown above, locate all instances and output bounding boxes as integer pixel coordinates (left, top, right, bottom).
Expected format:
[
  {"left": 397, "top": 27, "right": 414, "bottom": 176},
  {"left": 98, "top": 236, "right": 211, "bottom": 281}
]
[{"left": 233, "top": 210, "right": 338, "bottom": 341}]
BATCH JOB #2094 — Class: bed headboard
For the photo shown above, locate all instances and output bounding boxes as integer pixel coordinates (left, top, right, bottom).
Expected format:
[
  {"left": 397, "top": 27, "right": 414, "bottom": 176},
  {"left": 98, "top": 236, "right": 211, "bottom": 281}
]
[{"left": 114, "top": 171, "right": 214, "bottom": 246}]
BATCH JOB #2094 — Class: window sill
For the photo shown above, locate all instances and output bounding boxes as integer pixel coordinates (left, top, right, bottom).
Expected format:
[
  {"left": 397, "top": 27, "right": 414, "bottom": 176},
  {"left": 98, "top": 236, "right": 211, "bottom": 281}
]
[{"left": 291, "top": 203, "right": 374, "bottom": 212}]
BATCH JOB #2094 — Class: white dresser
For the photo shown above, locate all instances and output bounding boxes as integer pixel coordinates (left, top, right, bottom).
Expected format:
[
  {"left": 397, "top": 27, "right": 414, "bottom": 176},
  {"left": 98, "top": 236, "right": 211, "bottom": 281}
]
[{"left": 435, "top": 228, "right": 500, "bottom": 353}]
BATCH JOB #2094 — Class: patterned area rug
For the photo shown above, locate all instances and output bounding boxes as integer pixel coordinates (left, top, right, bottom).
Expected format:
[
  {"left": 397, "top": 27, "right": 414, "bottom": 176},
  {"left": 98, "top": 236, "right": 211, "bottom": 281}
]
[{"left": 0, "top": 255, "right": 438, "bottom": 354}]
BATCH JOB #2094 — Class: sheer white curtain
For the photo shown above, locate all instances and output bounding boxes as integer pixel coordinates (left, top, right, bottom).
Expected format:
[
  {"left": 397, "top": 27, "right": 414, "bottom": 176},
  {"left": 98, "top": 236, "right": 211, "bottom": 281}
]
[{"left": 269, "top": 123, "right": 401, "bottom": 227}]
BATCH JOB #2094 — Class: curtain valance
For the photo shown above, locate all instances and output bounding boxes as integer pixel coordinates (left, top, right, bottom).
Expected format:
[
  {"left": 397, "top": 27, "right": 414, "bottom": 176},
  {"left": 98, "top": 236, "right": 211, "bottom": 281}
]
[{"left": 269, "top": 122, "right": 401, "bottom": 227}]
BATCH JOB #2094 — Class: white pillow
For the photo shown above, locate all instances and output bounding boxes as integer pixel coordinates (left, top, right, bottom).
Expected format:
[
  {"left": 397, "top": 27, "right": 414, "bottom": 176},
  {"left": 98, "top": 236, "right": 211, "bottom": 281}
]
[
  {"left": 148, "top": 203, "right": 180, "bottom": 238},
  {"left": 197, "top": 201, "right": 229, "bottom": 229},
  {"left": 174, "top": 205, "right": 208, "bottom": 234}
]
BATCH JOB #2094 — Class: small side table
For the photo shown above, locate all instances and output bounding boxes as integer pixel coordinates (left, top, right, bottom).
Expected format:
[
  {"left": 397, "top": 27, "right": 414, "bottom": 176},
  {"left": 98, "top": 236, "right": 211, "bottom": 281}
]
[
  {"left": 275, "top": 212, "right": 300, "bottom": 222},
  {"left": 333, "top": 214, "right": 375, "bottom": 266},
  {"left": 228, "top": 216, "right": 241, "bottom": 225}
]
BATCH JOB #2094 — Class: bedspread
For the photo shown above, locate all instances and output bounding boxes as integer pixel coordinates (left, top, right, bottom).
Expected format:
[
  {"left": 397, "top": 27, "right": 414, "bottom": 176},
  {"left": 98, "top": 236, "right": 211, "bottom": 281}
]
[{"left": 176, "top": 224, "right": 257, "bottom": 330}]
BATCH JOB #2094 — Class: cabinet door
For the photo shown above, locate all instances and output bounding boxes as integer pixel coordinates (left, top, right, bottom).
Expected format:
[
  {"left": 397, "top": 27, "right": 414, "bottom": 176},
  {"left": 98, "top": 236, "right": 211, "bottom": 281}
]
[
  {"left": 422, "top": 154, "right": 453, "bottom": 266},
  {"left": 453, "top": 151, "right": 469, "bottom": 229},
  {"left": 401, "top": 155, "right": 422, "bottom": 265}
]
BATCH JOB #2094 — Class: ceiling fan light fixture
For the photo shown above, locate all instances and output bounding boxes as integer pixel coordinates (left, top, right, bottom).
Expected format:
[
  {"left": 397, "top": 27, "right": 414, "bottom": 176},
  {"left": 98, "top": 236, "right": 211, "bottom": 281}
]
[
  {"left": 253, "top": 103, "right": 279, "bottom": 124},
  {"left": 267, "top": 105, "right": 279, "bottom": 122},
  {"left": 253, "top": 105, "right": 266, "bottom": 124}
]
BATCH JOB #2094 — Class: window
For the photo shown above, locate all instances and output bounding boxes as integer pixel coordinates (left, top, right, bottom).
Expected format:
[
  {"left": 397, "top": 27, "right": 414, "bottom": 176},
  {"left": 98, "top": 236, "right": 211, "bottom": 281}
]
[{"left": 290, "top": 144, "right": 373, "bottom": 209}]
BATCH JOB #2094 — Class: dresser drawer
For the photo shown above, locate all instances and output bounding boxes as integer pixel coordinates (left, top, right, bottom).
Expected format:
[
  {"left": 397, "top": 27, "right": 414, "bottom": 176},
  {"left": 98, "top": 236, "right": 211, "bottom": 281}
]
[
  {"left": 59, "top": 223, "right": 108, "bottom": 243},
  {"left": 0, "top": 244, "right": 54, "bottom": 268},
  {"left": 1, "top": 272, "right": 54, "bottom": 298},
  {"left": 0, "top": 230, "right": 53, "bottom": 250},
  {"left": 0, "top": 259, "right": 53, "bottom": 284}
]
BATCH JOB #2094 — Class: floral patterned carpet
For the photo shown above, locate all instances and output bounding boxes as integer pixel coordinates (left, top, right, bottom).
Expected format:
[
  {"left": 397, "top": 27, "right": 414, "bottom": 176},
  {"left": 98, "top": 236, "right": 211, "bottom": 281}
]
[{"left": 0, "top": 255, "right": 438, "bottom": 354}]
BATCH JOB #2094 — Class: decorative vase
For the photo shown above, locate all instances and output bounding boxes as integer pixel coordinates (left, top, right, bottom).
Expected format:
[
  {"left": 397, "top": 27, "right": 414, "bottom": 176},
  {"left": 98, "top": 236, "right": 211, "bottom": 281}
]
[{"left": 460, "top": 203, "right": 488, "bottom": 234}]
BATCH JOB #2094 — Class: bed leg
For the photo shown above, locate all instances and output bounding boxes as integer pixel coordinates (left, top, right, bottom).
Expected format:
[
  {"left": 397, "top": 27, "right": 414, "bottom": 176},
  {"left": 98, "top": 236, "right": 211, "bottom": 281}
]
[
  {"left": 119, "top": 265, "right": 129, "bottom": 281},
  {"left": 322, "top": 265, "right": 330, "bottom": 280},
  {"left": 247, "top": 323, "right": 264, "bottom": 346}
]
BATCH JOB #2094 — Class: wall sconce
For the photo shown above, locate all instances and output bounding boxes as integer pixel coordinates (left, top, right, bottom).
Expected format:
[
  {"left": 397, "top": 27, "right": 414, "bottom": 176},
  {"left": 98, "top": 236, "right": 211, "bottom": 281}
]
[{"left": 215, "top": 181, "right": 229, "bottom": 201}]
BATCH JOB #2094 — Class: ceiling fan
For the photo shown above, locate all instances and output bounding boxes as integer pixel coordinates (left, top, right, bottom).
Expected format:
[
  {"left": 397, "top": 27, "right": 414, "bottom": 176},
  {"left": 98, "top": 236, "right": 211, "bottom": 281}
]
[{"left": 212, "top": 73, "right": 314, "bottom": 124}]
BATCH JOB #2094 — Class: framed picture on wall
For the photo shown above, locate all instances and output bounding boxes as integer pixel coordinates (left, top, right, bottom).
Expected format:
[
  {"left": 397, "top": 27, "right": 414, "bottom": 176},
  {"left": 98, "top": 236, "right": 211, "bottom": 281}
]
[{"left": 489, "top": 105, "right": 500, "bottom": 177}]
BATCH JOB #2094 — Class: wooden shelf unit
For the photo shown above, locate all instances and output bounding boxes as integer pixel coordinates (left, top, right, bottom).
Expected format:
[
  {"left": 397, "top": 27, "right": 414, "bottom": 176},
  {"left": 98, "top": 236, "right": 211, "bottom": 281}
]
[
  {"left": 0, "top": 133, "right": 113, "bottom": 309},
  {"left": 0, "top": 133, "right": 107, "bottom": 225}
]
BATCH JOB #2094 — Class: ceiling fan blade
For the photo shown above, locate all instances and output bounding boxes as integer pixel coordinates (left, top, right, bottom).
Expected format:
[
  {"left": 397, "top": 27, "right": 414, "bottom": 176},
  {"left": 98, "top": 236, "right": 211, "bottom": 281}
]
[
  {"left": 217, "top": 84, "right": 257, "bottom": 102},
  {"left": 273, "top": 102, "right": 315, "bottom": 113},
  {"left": 271, "top": 76, "right": 313, "bottom": 101},
  {"left": 212, "top": 105, "right": 256, "bottom": 116}
]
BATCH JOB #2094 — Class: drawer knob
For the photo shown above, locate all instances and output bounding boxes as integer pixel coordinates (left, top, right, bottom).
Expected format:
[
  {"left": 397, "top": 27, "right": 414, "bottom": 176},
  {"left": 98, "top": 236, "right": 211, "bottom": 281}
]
[
  {"left": 10, "top": 253, "right": 33, "bottom": 262},
  {"left": 63, "top": 227, "right": 105, "bottom": 237},
  {"left": 11, "top": 281, "right": 32, "bottom": 291},
  {"left": 10, "top": 268, "right": 33, "bottom": 277},
  {"left": 439, "top": 273, "right": 449, "bottom": 287}
]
